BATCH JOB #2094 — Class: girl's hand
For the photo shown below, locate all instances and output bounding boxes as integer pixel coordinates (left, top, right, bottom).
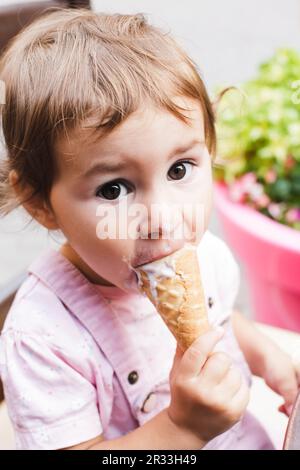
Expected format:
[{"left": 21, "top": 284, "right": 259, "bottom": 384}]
[
  {"left": 262, "top": 346, "right": 300, "bottom": 416},
  {"left": 168, "top": 328, "right": 250, "bottom": 444}
]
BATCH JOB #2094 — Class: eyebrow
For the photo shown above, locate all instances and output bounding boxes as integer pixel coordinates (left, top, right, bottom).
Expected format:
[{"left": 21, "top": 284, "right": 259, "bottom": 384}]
[{"left": 82, "top": 138, "right": 204, "bottom": 179}]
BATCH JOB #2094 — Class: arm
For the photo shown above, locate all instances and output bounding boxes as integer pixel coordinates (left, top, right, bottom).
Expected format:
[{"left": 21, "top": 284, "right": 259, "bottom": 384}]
[
  {"left": 66, "top": 409, "right": 206, "bottom": 450},
  {"left": 231, "top": 310, "right": 275, "bottom": 377},
  {"left": 90, "top": 409, "right": 206, "bottom": 450},
  {"left": 232, "top": 310, "right": 300, "bottom": 415}
]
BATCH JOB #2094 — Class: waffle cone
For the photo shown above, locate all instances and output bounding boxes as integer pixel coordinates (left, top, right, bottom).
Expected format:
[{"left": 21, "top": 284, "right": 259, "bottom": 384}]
[{"left": 135, "top": 244, "right": 209, "bottom": 351}]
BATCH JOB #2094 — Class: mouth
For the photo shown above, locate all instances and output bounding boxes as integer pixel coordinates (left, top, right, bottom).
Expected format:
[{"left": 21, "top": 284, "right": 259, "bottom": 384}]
[
  {"left": 133, "top": 253, "right": 169, "bottom": 268},
  {"left": 131, "top": 240, "right": 185, "bottom": 268}
]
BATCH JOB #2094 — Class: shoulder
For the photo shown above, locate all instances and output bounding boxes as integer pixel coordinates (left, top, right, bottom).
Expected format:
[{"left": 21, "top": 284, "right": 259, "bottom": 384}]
[
  {"left": 198, "top": 230, "right": 239, "bottom": 276},
  {"left": 198, "top": 230, "right": 236, "bottom": 261},
  {"left": 0, "top": 271, "right": 108, "bottom": 380},
  {"left": 2, "top": 273, "right": 75, "bottom": 341},
  {"left": 0, "top": 270, "right": 114, "bottom": 406}
]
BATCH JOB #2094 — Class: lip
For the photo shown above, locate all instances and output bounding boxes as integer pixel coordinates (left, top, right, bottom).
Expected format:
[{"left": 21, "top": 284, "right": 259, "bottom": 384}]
[{"left": 131, "top": 240, "right": 185, "bottom": 268}]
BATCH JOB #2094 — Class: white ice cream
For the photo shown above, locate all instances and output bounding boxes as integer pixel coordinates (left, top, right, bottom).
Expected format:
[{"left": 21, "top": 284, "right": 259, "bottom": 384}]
[
  {"left": 133, "top": 244, "right": 197, "bottom": 302},
  {"left": 134, "top": 257, "right": 176, "bottom": 302}
]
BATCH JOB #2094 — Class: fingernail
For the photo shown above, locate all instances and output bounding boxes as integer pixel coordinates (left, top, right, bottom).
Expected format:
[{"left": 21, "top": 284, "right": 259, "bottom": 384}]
[{"left": 287, "top": 404, "right": 293, "bottom": 415}]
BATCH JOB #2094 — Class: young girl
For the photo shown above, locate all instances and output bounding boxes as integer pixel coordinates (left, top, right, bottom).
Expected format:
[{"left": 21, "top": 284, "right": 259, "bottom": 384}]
[{"left": 0, "top": 9, "right": 299, "bottom": 450}]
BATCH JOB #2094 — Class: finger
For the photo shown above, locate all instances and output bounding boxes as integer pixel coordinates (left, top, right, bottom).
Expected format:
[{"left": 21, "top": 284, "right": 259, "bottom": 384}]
[
  {"left": 229, "top": 379, "right": 250, "bottom": 417},
  {"left": 200, "top": 352, "right": 232, "bottom": 386},
  {"left": 177, "top": 327, "right": 225, "bottom": 380},
  {"left": 278, "top": 374, "right": 298, "bottom": 411},
  {"left": 214, "top": 366, "right": 243, "bottom": 400},
  {"left": 170, "top": 344, "right": 184, "bottom": 381},
  {"left": 293, "top": 359, "right": 300, "bottom": 385},
  {"left": 278, "top": 403, "right": 292, "bottom": 416},
  {"left": 278, "top": 404, "right": 286, "bottom": 414}
]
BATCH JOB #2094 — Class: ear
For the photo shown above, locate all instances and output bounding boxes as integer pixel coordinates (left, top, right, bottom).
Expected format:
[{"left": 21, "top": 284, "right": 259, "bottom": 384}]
[{"left": 9, "top": 170, "right": 59, "bottom": 230}]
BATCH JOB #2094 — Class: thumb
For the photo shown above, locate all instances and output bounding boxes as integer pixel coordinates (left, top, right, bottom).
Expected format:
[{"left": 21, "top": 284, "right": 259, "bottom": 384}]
[
  {"left": 175, "top": 326, "right": 225, "bottom": 380},
  {"left": 280, "top": 376, "right": 298, "bottom": 413},
  {"left": 278, "top": 403, "right": 293, "bottom": 416},
  {"left": 169, "top": 343, "right": 185, "bottom": 382}
]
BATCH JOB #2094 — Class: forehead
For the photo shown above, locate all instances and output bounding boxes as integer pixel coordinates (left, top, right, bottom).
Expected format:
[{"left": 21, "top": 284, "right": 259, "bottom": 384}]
[{"left": 54, "top": 98, "right": 205, "bottom": 174}]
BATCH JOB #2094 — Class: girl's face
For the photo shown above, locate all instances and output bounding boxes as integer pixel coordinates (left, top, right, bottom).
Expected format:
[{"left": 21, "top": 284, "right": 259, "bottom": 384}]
[{"left": 50, "top": 97, "right": 213, "bottom": 291}]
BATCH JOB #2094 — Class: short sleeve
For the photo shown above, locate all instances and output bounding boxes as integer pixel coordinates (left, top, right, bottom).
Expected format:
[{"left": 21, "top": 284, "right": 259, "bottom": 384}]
[
  {"left": 212, "top": 236, "right": 241, "bottom": 318},
  {"left": 0, "top": 329, "right": 103, "bottom": 449}
]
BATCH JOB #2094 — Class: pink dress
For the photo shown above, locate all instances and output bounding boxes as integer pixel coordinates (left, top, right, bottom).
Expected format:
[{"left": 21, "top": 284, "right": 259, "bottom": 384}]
[{"left": 0, "top": 231, "right": 274, "bottom": 449}]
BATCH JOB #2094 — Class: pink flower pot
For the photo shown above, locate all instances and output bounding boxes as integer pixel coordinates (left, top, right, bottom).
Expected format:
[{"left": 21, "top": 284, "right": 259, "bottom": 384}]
[{"left": 214, "top": 182, "right": 300, "bottom": 331}]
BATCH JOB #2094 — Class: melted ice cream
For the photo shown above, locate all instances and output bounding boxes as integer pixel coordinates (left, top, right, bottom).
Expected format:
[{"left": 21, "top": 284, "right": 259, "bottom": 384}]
[{"left": 134, "top": 257, "right": 176, "bottom": 302}]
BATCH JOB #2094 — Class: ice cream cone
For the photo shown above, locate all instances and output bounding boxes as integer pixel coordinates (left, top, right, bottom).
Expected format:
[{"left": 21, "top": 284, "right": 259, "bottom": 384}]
[{"left": 134, "top": 244, "right": 209, "bottom": 351}]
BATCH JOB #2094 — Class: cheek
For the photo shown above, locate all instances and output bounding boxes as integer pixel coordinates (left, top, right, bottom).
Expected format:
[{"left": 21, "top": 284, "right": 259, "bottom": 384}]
[
  {"left": 183, "top": 160, "right": 213, "bottom": 241},
  {"left": 50, "top": 183, "right": 136, "bottom": 283},
  {"left": 49, "top": 184, "right": 100, "bottom": 257},
  {"left": 80, "top": 238, "right": 137, "bottom": 291},
  {"left": 197, "top": 156, "right": 213, "bottom": 209},
  {"left": 188, "top": 156, "right": 212, "bottom": 195},
  {"left": 52, "top": 195, "right": 94, "bottom": 241}
]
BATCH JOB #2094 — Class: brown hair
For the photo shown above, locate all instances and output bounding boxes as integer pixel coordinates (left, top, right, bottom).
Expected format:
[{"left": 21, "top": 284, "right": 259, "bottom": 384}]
[{"left": 0, "top": 8, "right": 216, "bottom": 217}]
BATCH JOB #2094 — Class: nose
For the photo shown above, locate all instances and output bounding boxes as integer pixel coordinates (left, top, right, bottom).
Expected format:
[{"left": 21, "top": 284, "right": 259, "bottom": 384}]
[{"left": 138, "top": 190, "right": 183, "bottom": 240}]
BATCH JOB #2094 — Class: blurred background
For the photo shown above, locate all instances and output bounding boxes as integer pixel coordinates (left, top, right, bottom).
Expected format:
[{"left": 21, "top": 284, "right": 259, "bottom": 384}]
[{"left": 1, "top": 0, "right": 300, "bottom": 316}]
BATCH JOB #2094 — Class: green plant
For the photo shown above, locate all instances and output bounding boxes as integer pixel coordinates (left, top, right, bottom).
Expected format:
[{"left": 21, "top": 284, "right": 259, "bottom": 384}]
[{"left": 215, "top": 48, "right": 300, "bottom": 230}]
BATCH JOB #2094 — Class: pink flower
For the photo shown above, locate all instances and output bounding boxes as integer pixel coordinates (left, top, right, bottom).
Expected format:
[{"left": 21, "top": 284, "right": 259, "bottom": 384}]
[
  {"left": 286, "top": 208, "right": 300, "bottom": 223},
  {"left": 256, "top": 194, "right": 271, "bottom": 208},
  {"left": 239, "top": 172, "right": 257, "bottom": 192},
  {"left": 268, "top": 203, "right": 283, "bottom": 219},
  {"left": 249, "top": 183, "right": 264, "bottom": 201},
  {"left": 284, "top": 155, "right": 296, "bottom": 171},
  {"left": 265, "top": 169, "right": 277, "bottom": 184},
  {"left": 230, "top": 181, "right": 247, "bottom": 203}
]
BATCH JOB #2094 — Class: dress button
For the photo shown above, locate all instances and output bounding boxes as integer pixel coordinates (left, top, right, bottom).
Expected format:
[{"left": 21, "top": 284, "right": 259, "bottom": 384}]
[
  {"left": 128, "top": 371, "right": 139, "bottom": 384},
  {"left": 141, "top": 392, "right": 157, "bottom": 413},
  {"left": 208, "top": 297, "right": 214, "bottom": 308}
]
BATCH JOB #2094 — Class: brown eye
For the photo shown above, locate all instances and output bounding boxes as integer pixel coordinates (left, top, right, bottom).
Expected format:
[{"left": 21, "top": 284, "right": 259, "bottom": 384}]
[
  {"left": 96, "top": 180, "right": 131, "bottom": 200},
  {"left": 168, "top": 162, "right": 193, "bottom": 181}
]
